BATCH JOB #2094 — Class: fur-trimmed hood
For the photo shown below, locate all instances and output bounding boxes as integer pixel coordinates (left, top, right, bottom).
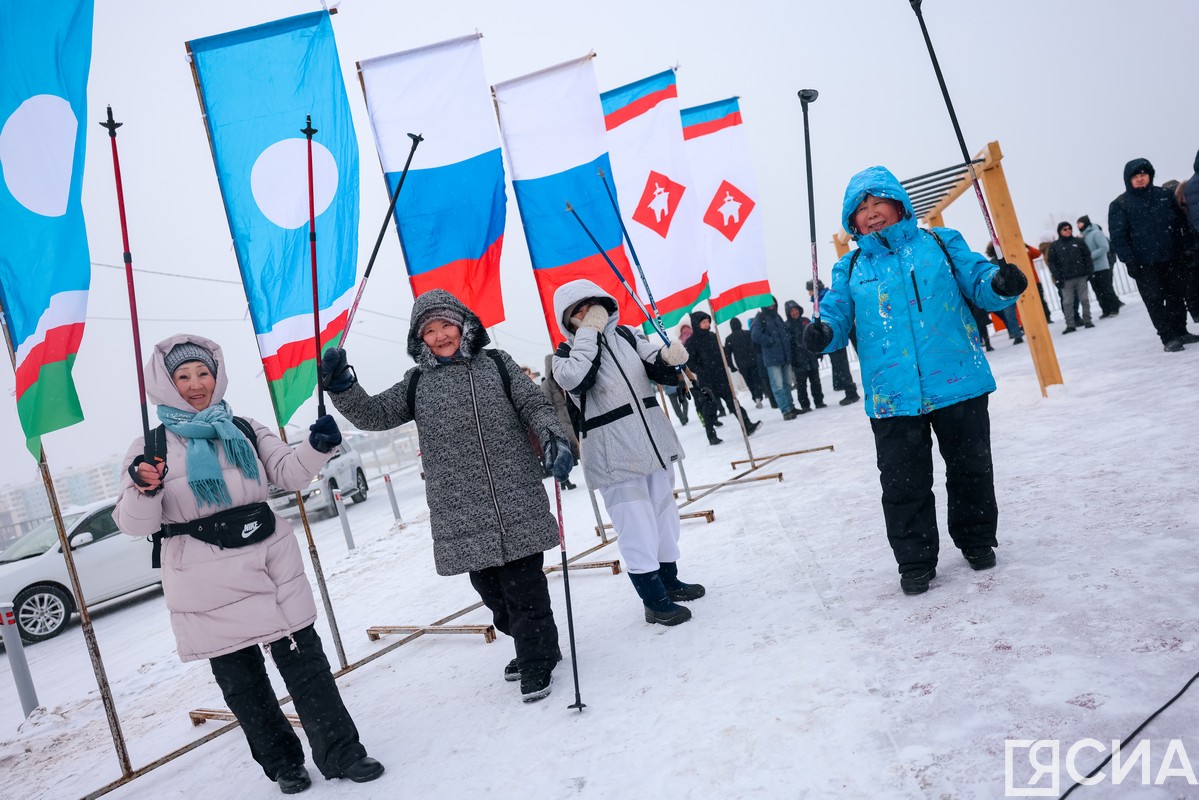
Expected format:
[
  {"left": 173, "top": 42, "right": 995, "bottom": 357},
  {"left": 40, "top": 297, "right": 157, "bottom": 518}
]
[
  {"left": 145, "top": 333, "right": 229, "bottom": 411},
  {"left": 551, "top": 280, "right": 619, "bottom": 341},
  {"left": 406, "top": 289, "right": 490, "bottom": 367}
]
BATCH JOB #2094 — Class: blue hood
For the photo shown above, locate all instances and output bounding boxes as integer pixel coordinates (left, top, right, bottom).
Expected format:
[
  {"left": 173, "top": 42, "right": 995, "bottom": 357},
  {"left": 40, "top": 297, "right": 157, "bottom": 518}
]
[{"left": 841, "top": 166, "right": 916, "bottom": 238}]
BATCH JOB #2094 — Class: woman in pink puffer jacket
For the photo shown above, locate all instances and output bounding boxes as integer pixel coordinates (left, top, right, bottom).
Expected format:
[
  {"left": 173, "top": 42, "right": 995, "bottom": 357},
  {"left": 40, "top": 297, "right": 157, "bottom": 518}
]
[{"left": 114, "top": 334, "right": 383, "bottom": 795}]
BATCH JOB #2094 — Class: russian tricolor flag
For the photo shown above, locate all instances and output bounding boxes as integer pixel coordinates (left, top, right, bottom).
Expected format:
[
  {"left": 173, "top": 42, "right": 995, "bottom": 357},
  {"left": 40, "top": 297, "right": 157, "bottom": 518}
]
[
  {"left": 494, "top": 54, "right": 646, "bottom": 345},
  {"left": 359, "top": 34, "right": 506, "bottom": 327}
]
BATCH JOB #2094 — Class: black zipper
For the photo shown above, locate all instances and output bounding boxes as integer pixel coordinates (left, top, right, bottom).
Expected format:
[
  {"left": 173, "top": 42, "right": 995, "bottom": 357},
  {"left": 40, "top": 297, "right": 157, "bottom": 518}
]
[
  {"left": 601, "top": 334, "right": 666, "bottom": 470},
  {"left": 910, "top": 270, "right": 923, "bottom": 312}
]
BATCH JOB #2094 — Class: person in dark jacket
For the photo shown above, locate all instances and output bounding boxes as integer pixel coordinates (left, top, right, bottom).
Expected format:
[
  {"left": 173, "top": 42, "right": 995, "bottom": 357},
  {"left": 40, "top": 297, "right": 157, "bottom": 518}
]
[
  {"left": 1185, "top": 150, "right": 1199, "bottom": 236},
  {"left": 804, "top": 166, "right": 1026, "bottom": 596},
  {"left": 750, "top": 298, "right": 798, "bottom": 419},
  {"left": 320, "top": 290, "right": 572, "bottom": 703},
  {"left": 1076, "top": 215, "right": 1123, "bottom": 318},
  {"left": 1108, "top": 158, "right": 1198, "bottom": 351},
  {"left": 784, "top": 301, "right": 825, "bottom": 410},
  {"left": 724, "top": 316, "right": 765, "bottom": 409},
  {"left": 1045, "top": 222, "right": 1095, "bottom": 333},
  {"left": 551, "top": 279, "right": 703, "bottom": 627},
  {"left": 684, "top": 310, "right": 760, "bottom": 444}
]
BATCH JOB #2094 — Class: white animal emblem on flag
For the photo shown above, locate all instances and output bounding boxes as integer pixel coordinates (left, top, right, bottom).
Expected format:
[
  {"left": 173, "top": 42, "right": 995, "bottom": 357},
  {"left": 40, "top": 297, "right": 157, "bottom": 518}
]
[
  {"left": 647, "top": 184, "right": 670, "bottom": 223},
  {"left": 241, "top": 521, "right": 262, "bottom": 539},
  {"left": 717, "top": 192, "right": 741, "bottom": 226}
]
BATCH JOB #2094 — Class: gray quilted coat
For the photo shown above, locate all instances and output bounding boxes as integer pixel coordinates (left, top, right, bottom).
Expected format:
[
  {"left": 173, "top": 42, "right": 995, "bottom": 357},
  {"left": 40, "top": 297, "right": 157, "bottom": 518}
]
[
  {"left": 550, "top": 280, "right": 684, "bottom": 492},
  {"left": 328, "top": 290, "right": 564, "bottom": 576}
]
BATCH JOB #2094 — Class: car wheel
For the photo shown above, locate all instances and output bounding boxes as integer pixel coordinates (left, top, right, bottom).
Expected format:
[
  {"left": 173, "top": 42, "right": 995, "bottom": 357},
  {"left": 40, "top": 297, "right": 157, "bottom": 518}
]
[
  {"left": 14, "top": 584, "right": 74, "bottom": 643},
  {"left": 354, "top": 469, "right": 369, "bottom": 503},
  {"left": 325, "top": 479, "right": 339, "bottom": 518}
]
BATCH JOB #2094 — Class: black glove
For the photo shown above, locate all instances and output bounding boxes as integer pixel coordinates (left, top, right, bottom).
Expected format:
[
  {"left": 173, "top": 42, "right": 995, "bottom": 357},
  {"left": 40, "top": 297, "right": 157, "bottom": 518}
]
[
  {"left": 309, "top": 414, "right": 342, "bottom": 453},
  {"left": 803, "top": 319, "right": 834, "bottom": 353},
  {"left": 542, "top": 436, "right": 574, "bottom": 483},
  {"left": 319, "top": 348, "right": 357, "bottom": 393},
  {"left": 990, "top": 261, "right": 1029, "bottom": 297}
]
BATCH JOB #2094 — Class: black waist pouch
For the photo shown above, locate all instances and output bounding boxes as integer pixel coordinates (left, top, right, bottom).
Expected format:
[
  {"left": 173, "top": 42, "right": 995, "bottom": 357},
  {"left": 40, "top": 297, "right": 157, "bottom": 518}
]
[{"left": 153, "top": 502, "right": 276, "bottom": 567}]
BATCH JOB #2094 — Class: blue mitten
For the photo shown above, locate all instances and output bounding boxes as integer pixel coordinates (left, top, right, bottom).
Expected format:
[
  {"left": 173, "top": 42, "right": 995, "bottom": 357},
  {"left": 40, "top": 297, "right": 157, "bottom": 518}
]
[
  {"left": 309, "top": 415, "right": 343, "bottom": 454},
  {"left": 542, "top": 436, "right": 574, "bottom": 483}
]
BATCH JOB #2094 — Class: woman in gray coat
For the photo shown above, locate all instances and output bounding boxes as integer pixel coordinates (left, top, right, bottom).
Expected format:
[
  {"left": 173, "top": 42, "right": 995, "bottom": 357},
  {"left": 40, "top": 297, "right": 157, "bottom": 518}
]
[
  {"left": 550, "top": 279, "right": 703, "bottom": 627},
  {"left": 320, "top": 290, "right": 573, "bottom": 702}
]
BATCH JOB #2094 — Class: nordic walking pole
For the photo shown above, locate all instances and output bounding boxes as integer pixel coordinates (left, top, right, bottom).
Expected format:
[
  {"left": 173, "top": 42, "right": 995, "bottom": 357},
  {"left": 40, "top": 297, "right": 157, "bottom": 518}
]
[
  {"left": 302, "top": 115, "right": 326, "bottom": 417},
  {"left": 594, "top": 170, "right": 698, "bottom": 492},
  {"left": 565, "top": 203, "right": 667, "bottom": 345},
  {"left": 100, "top": 106, "right": 155, "bottom": 463},
  {"left": 907, "top": 0, "right": 1003, "bottom": 257},
  {"left": 797, "top": 89, "right": 823, "bottom": 319},
  {"left": 342, "top": 132, "right": 424, "bottom": 346},
  {"left": 555, "top": 479, "right": 586, "bottom": 712},
  {"left": 596, "top": 169, "right": 671, "bottom": 337}
]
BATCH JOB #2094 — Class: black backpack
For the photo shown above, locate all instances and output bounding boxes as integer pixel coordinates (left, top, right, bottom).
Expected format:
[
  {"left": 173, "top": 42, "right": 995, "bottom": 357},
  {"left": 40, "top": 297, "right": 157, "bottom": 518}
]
[{"left": 146, "top": 416, "right": 258, "bottom": 568}]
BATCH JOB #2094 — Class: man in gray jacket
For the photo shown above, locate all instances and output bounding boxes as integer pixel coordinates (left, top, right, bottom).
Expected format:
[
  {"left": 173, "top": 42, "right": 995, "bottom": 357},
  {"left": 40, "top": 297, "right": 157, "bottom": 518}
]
[{"left": 1077, "top": 215, "right": 1123, "bottom": 318}]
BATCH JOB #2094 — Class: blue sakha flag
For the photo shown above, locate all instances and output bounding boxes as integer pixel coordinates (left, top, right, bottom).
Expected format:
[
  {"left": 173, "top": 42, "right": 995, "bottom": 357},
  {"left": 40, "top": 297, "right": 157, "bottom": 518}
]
[
  {"left": 188, "top": 11, "right": 359, "bottom": 425},
  {"left": 0, "top": 0, "right": 94, "bottom": 457}
]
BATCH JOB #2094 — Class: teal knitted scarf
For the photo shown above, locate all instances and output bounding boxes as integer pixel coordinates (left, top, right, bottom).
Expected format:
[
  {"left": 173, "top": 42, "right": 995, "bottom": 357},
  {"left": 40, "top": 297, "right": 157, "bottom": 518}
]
[{"left": 157, "top": 400, "right": 260, "bottom": 508}]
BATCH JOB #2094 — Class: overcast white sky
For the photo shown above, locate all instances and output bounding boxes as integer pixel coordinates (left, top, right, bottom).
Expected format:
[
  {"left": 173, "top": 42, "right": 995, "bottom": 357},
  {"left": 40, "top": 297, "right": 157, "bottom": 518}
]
[{"left": 1, "top": 0, "right": 1195, "bottom": 488}]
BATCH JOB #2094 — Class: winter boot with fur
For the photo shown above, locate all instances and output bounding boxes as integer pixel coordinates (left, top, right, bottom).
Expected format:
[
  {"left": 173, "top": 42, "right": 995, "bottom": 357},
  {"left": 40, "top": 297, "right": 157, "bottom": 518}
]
[
  {"left": 628, "top": 571, "right": 692, "bottom": 625},
  {"left": 659, "top": 562, "right": 705, "bottom": 601}
]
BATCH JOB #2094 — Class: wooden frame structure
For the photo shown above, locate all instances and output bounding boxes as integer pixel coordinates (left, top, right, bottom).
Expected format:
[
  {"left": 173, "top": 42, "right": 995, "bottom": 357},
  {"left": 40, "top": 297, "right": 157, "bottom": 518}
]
[{"left": 833, "top": 141, "right": 1063, "bottom": 397}]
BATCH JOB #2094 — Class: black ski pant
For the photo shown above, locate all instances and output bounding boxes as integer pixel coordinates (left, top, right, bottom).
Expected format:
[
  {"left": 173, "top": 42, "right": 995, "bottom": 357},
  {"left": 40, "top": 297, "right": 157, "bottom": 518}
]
[
  {"left": 794, "top": 366, "right": 824, "bottom": 409},
  {"left": 829, "top": 348, "right": 858, "bottom": 398},
  {"left": 1088, "top": 269, "right": 1122, "bottom": 316},
  {"left": 1133, "top": 260, "right": 1191, "bottom": 344},
  {"left": 666, "top": 389, "right": 689, "bottom": 424},
  {"left": 469, "top": 551, "right": 560, "bottom": 671},
  {"left": 869, "top": 394, "right": 998, "bottom": 574},
  {"left": 209, "top": 624, "right": 366, "bottom": 781},
  {"left": 699, "top": 379, "right": 754, "bottom": 430},
  {"left": 740, "top": 362, "right": 765, "bottom": 401}
]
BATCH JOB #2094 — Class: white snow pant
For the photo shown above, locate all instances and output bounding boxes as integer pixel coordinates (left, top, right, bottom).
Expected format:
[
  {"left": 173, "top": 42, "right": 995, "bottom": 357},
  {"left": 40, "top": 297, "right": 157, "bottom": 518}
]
[{"left": 599, "top": 467, "right": 681, "bottom": 574}]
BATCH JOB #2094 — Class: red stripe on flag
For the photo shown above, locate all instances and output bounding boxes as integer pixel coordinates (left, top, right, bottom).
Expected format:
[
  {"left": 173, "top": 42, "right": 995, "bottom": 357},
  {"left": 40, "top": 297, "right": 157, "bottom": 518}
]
[
  {"left": 409, "top": 235, "right": 506, "bottom": 328},
  {"left": 533, "top": 248, "right": 648, "bottom": 346},
  {"left": 604, "top": 85, "right": 679, "bottom": 130},
  {"left": 682, "top": 111, "right": 742, "bottom": 140},
  {"left": 14, "top": 322, "right": 85, "bottom": 399},
  {"left": 261, "top": 310, "right": 349, "bottom": 382},
  {"left": 711, "top": 279, "right": 772, "bottom": 311},
  {"left": 652, "top": 273, "right": 710, "bottom": 318}
]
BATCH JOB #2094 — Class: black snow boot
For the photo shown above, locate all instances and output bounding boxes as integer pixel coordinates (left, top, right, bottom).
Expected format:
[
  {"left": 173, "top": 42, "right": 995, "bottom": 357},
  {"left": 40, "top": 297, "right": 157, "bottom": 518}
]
[
  {"left": 331, "top": 756, "right": 385, "bottom": 784},
  {"left": 276, "top": 765, "right": 311, "bottom": 795},
  {"left": 628, "top": 571, "right": 692, "bottom": 626},
  {"left": 706, "top": 427, "right": 723, "bottom": 445},
  {"left": 899, "top": 567, "right": 936, "bottom": 595},
  {"left": 963, "top": 546, "right": 996, "bottom": 570},
  {"left": 659, "top": 562, "right": 705, "bottom": 601}
]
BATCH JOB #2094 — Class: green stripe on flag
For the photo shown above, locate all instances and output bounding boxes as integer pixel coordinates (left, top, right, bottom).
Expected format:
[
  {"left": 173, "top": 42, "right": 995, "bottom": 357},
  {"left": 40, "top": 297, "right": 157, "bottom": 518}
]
[
  {"left": 641, "top": 283, "right": 711, "bottom": 337},
  {"left": 16, "top": 354, "right": 84, "bottom": 458},
  {"left": 713, "top": 293, "right": 773, "bottom": 324},
  {"left": 265, "top": 335, "right": 344, "bottom": 426}
]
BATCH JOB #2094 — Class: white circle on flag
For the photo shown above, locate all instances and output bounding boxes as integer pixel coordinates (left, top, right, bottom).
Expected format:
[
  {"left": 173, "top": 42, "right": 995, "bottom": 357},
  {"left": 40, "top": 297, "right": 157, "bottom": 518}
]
[
  {"left": 0, "top": 94, "right": 78, "bottom": 217},
  {"left": 250, "top": 138, "right": 339, "bottom": 229}
]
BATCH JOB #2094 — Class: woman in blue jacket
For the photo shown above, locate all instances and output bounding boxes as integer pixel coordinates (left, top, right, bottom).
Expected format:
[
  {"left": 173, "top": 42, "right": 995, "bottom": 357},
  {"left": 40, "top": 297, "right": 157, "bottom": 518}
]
[{"left": 804, "top": 166, "right": 1027, "bottom": 595}]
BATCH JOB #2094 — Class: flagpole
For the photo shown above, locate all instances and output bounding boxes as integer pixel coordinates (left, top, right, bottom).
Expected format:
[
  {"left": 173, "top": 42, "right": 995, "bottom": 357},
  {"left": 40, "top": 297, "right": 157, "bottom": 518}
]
[
  {"left": 0, "top": 312, "right": 131, "bottom": 776},
  {"left": 99, "top": 106, "right": 155, "bottom": 466},
  {"left": 302, "top": 115, "right": 325, "bottom": 417},
  {"left": 342, "top": 132, "right": 423, "bottom": 347},
  {"left": 187, "top": 58, "right": 347, "bottom": 670}
]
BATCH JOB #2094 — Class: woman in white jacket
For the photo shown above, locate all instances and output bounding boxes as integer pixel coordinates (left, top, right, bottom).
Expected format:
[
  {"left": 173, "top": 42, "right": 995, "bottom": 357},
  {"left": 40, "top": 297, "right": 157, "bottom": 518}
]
[
  {"left": 113, "top": 334, "right": 382, "bottom": 795},
  {"left": 550, "top": 280, "right": 704, "bottom": 627}
]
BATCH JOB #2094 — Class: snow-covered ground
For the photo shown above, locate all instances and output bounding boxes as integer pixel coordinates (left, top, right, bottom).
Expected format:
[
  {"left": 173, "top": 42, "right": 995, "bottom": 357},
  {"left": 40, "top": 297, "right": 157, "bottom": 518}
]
[{"left": 2, "top": 294, "right": 1198, "bottom": 800}]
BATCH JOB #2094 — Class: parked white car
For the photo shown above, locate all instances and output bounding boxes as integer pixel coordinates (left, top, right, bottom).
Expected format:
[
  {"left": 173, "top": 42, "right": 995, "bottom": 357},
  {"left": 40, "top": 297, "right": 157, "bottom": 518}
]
[
  {"left": 267, "top": 438, "right": 368, "bottom": 518},
  {"left": 0, "top": 498, "right": 160, "bottom": 643}
]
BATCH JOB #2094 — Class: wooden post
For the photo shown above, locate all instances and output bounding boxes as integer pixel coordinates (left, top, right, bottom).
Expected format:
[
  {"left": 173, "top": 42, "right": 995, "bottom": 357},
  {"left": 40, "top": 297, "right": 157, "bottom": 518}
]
[
  {"left": 976, "top": 141, "right": 1063, "bottom": 396},
  {"left": 926, "top": 212, "right": 945, "bottom": 228},
  {"left": 832, "top": 231, "right": 851, "bottom": 259}
]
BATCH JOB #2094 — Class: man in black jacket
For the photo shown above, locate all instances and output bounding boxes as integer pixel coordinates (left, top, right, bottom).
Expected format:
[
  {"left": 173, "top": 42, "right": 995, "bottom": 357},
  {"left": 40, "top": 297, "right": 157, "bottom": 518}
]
[
  {"left": 723, "top": 316, "right": 765, "bottom": 409},
  {"left": 1109, "top": 158, "right": 1198, "bottom": 352},
  {"left": 684, "top": 310, "right": 760, "bottom": 444},
  {"left": 1045, "top": 222, "right": 1094, "bottom": 333},
  {"left": 784, "top": 301, "right": 824, "bottom": 411}
]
